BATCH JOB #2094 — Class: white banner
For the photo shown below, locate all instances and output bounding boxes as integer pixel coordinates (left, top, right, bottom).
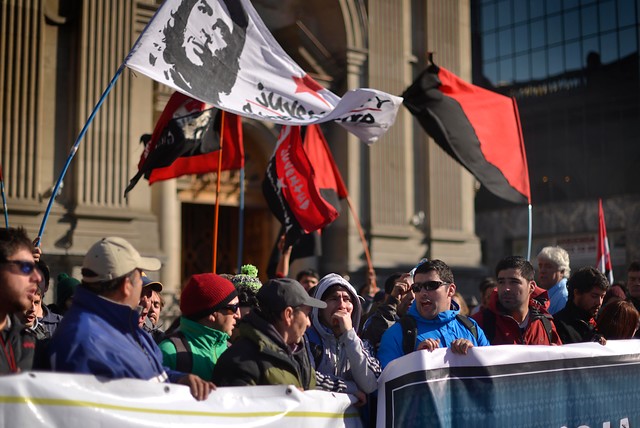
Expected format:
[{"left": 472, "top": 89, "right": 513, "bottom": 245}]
[
  {"left": 378, "top": 340, "right": 640, "bottom": 428},
  {"left": 0, "top": 372, "right": 362, "bottom": 428},
  {"left": 124, "top": 0, "right": 401, "bottom": 143}
]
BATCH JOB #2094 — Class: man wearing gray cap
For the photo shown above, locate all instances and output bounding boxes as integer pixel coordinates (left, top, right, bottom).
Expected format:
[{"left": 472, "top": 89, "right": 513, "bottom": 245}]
[
  {"left": 212, "top": 277, "right": 325, "bottom": 390},
  {"left": 48, "top": 237, "right": 214, "bottom": 400}
]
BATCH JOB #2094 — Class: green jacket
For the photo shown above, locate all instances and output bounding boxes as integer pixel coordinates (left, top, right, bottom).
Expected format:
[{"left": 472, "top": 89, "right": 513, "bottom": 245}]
[
  {"left": 159, "top": 317, "right": 229, "bottom": 381},
  {"left": 211, "top": 311, "right": 316, "bottom": 389}
]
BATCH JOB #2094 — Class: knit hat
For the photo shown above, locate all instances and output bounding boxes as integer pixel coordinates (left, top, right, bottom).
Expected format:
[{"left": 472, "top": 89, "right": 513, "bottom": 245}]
[
  {"left": 180, "top": 273, "right": 238, "bottom": 319},
  {"left": 56, "top": 273, "right": 80, "bottom": 307},
  {"left": 231, "top": 264, "right": 262, "bottom": 308}
]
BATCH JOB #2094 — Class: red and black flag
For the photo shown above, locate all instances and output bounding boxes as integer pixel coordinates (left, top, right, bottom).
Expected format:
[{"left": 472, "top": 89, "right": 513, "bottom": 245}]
[
  {"left": 262, "top": 125, "right": 346, "bottom": 249},
  {"left": 402, "top": 57, "right": 531, "bottom": 204},
  {"left": 596, "top": 198, "right": 614, "bottom": 283},
  {"left": 124, "top": 91, "right": 243, "bottom": 195}
]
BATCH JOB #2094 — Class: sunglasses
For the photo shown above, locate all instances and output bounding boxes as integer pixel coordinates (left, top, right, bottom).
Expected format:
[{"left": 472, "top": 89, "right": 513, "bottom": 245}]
[
  {"left": 411, "top": 280, "right": 450, "bottom": 293},
  {"left": 217, "top": 303, "right": 240, "bottom": 314},
  {"left": 0, "top": 260, "right": 37, "bottom": 275}
]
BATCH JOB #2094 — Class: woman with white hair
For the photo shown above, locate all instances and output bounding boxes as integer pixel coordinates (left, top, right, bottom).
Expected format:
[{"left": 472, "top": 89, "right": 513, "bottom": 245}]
[{"left": 536, "top": 246, "right": 571, "bottom": 314}]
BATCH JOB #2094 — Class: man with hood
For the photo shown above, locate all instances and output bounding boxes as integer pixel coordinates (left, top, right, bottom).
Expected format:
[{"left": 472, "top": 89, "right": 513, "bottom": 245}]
[
  {"left": 378, "top": 260, "right": 489, "bottom": 368},
  {"left": 306, "top": 273, "right": 381, "bottom": 397},
  {"left": 472, "top": 256, "right": 562, "bottom": 345}
]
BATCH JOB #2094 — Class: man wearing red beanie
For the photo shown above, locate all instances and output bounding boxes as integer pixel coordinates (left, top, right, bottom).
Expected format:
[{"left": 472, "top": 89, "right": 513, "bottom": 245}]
[{"left": 160, "top": 273, "right": 240, "bottom": 380}]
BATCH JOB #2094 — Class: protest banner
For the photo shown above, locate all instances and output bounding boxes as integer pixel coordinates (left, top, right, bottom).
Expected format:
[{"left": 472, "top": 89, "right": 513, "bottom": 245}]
[
  {"left": 0, "top": 372, "right": 361, "bottom": 427},
  {"left": 378, "top": 340, "right": 640, "bottom": 428}
]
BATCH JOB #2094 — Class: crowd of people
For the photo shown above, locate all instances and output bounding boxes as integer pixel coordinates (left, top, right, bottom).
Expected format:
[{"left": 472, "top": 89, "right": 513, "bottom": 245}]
[{"left": 1, "top": 226, "right": 639, "bottom": 425}]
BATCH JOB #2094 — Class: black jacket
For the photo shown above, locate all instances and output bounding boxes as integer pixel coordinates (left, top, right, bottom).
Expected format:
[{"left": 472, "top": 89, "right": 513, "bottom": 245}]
[
  {"left": 554, "top": 301, "right": 602, "bottom": 344},
  {"left": 212, "top": 311, "right": 316, "bottom": 389},
  {"left": 0, "top": 314, "right": 36, "bottom": 374}
]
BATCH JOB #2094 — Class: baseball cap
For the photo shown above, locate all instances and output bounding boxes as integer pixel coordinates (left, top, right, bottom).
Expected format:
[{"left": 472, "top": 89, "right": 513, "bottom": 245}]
[
  {"left": 82, "top": 237, "right": 161, "bottom": 283},
  {"left": 141, "top": 271, "right": 163, "bottom": 292},
  {"left": 257, "top": 277, "right": 326, "bottom": 313}
]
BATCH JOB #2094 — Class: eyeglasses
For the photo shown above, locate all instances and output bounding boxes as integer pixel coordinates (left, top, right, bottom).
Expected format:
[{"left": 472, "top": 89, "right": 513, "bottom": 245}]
[
  {"left": 0, "top": 260, "right": 37, "bottom": 275},
  {"left": 411, "top": 281, "right": 450, "bottom": 293},
  {"left": 217, "top": 303, "right": 240, "bottom": 314}
]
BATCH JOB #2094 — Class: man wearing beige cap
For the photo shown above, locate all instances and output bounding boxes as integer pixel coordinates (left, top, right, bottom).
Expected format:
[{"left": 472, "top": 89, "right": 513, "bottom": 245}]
[{"left": 48, "top": 237, "right": 214, "bottom": 400}]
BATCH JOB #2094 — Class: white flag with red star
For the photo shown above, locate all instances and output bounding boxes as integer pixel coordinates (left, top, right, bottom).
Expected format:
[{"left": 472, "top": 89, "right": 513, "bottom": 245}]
[{"left": 125, "top": 0, "right": 401, "bottom": 143}]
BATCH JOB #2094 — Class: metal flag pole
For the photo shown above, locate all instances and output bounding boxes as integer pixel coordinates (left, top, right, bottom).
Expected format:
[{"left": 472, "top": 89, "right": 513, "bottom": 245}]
[
  {"left": 527, "top": 204, "right": 532, "bottom": 261},
  {"left": 236, "top": 166, "right": 245, "bottom": 273},
  {"left": 0, "top": 165, "right": 8, "bottom": 228},
  {"left": 35, "top": 65, "right": 125, "bottom": 246},
  {"left": 212, "top": 110, "right": 226, "bottom": 274}
]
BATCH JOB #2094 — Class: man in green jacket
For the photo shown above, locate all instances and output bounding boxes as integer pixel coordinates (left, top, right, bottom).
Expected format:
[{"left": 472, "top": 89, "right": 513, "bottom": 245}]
[
  {"left": 159, "top": 273, "right": 240, "bottom": 380},
  {"left": 212, "top": 278, "right": 326, "bottom": 389}
]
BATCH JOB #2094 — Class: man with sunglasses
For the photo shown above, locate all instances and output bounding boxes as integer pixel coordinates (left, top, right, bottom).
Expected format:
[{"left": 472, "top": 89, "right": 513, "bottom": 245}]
[
  {"left": 378, "top": 260, "right": 489, "bottom": 368},
  {"left": 160, "top": 273, "right": 240, "bottom": 380},
  {"left": 49, "top": 237, "right": 215, "bottom": 401},
  {"left": 0, "top": 227, "right": 42, "bottom": 374}
]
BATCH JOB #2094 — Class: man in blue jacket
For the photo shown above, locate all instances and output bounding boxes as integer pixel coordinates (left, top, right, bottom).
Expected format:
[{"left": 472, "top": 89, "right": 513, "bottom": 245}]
[
  {"left": 378, "top": 259, "right": 490, "bottom": 368},
  {"left": 48, "top": 237, "right": 214, "bottom": 400}
]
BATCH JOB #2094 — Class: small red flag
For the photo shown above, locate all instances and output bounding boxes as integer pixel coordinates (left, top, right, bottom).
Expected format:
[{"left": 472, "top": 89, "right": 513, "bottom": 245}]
[
  {"left": 125, "top": 92, "right": 243, "bottom": 195},
  {"left": 262, "top": 126, "right": 345, "bottom": 247},
  {"left": 596, "top": 198, "right": 614, "bottom": 283}
]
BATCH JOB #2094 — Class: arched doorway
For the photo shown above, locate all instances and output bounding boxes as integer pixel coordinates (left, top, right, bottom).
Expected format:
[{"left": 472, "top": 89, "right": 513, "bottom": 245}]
[{"left": 179, "top": 122, "right": 278, "bottom": 283}]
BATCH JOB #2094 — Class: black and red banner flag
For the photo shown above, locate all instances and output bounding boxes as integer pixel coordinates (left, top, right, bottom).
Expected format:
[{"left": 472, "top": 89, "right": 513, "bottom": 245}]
[
  {"left": 124, "top": 91, "right": 243, "bottom": 195},
  {"left": 402, "top": 58, "right": 531, "bottom": 204},
  {"left": 262, "top": 125, "right": 346, "bottom": 249}
]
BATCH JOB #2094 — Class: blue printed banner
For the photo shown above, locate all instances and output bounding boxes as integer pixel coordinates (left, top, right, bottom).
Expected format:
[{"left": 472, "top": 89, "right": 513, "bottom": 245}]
[{"left": 377, "top": 340, "right": 640, "bottom": 428}]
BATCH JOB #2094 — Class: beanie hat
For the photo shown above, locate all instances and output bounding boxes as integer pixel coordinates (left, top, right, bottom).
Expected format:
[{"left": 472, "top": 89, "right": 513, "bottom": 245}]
[
  {"left": 231, "top": 264, "right": 262, "bottom": 308},
  {"left": 56, "top": 273, "right": 80, "bottom": 307},
  {"left": 232, "top": 264, "right": 262, "bottom": 293},
  {"left": 180, "top": 273, "right": 238, "bottom": 319}
]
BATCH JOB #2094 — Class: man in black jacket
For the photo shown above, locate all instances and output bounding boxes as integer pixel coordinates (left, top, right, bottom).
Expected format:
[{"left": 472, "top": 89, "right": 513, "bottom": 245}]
[
  {"left": 212, "top": 278, "right": 326, "bottom": 389},
  {"left": 0, "top": 227, "right": 42, "bottom": 373},
  {"left": 554, "top": 267, "right": 608, "bottom": 344}
]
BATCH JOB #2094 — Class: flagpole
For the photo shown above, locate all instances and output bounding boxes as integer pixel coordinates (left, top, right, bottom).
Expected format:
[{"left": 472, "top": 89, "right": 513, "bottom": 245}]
[
  {"left": 35, "top": 65, "right": 125, "bottom": 246},
  {"left": 212, "top": 110, "right": 225, "bottom": 274},
  {"left": 236, "top": 166, "right": 245, "bottom": 273},
  {"left": 0, "top": 165, "right": 8, "bottom": 228},
  {"left": 527, "top": 204, "right": 532, "bottom": 261},
  {"left": 345, "top": 195, "right": 373, "bottom": 273}
]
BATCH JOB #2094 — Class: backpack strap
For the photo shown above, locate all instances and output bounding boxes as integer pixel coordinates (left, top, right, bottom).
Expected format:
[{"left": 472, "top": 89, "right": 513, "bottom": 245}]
[
  {"left": 455, "top": 314, "right": 478, "bottom": 341},
  {"left": 529, "top": 307, "right": 555, "bottom": 344},
  {"left": 305, "top": 327, "right": 324, "bottom": 368},
  {"left": 399, "top": 315, "right": 417, "bottom": 356},
  {"left": 481, "top": 308, "right": 496, "bottom": 343},
  {"left": 168, "top": 331, "right": 192, "bottom": 373},
  {"left": 539, "top": 315, "right": 554, "bottom": 344}
]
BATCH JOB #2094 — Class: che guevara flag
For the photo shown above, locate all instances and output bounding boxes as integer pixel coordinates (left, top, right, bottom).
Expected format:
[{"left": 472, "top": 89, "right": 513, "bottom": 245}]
[
  {"left": 124, "top": 92, "right": 243, "bottom": 195},
  {"left": 597, "top": 198, "right": 614, "bottom": 283},
  {"left": 123, "top": 0, "right": 401, "bottom": 143},
  {"left": 262, "top": 125, "right": 347, "bottom": 248},
  {"left": 403, "top": 59, "right": 531, "bottom": 204}
]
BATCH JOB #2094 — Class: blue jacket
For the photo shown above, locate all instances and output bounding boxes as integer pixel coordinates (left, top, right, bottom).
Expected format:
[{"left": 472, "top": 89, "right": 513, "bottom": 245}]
[
  {"left": 378, "top": 301, "right": 490, "bottom": 368},
  {"left": 49, "top": 286, "right": 181, "bottom": 382}
]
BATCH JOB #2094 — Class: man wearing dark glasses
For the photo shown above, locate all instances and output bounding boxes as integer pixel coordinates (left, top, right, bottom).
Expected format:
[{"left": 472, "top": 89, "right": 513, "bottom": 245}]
[
  {"left": 0, "top": 227, "right": 42, "bottom": 374},
  {"left": 160, "top": 273, "right": 240, "bottom": 380},
  {"left": 378, "top": 260, "right": 490, "bottom": 368}
]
